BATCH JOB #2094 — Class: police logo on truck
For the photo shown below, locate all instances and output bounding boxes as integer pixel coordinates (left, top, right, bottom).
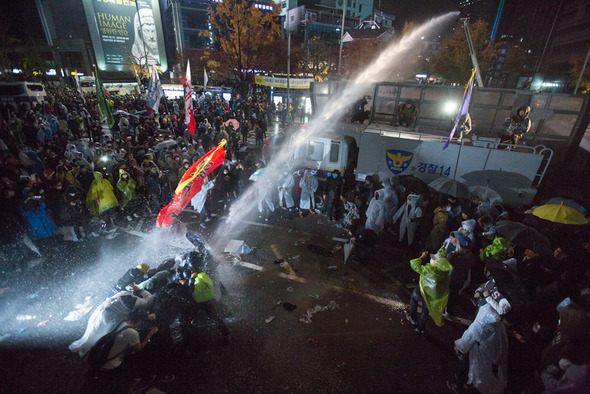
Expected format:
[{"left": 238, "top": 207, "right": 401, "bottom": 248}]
[{"left": 386, "top": 150, "right": 413, "bottom": 175}]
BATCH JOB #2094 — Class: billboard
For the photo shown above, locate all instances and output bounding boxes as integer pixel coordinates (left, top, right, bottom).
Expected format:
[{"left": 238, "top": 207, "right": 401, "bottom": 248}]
[{"left": 83, "top": 0, "right": 167, "bottom": 73}]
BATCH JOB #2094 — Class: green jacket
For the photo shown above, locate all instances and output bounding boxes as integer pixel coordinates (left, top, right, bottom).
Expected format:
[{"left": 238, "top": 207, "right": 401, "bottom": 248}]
[
  {"left": 192, "top": 272, "right": 214, "bottom": 303},
  {"left": 480, "top": 237, "right": 511, "bottom": 261},
  {"left": 410, "top": 257, "right": 452, "bottom": 327},
  {"left": 116, "top": 169, "right": 137, "bottom": 208},
  {"left": 427, "top": 207, "right": 449, "bottom": 250}
]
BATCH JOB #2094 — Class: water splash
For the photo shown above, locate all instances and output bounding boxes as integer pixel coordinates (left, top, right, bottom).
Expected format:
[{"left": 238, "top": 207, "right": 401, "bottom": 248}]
[{"left": 213, "top": 12, "right": 459, "bottom": 243}]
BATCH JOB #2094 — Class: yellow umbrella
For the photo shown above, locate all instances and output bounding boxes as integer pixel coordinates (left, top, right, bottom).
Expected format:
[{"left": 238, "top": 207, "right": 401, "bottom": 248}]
[{"left": 532, "top": 203, "right": 589, "bottom": 225}]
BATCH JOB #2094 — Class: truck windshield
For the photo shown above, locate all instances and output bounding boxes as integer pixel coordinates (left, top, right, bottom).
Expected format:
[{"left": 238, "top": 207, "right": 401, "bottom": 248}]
[{"left": 308, "top": 141, "right": 324, "bottom": 161}]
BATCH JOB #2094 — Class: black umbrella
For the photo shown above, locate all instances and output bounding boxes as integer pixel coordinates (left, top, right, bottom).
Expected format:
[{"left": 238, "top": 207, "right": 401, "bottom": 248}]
[
  {"left": 461, "top": 170, "right": 532, "bottom": 189},
  {"left": 494, "top": 220, "right": 553, "bottom": 256},
  {"left": 397, "top": 175, "right": 428, "bottom": 194},
  {"left": 428, "top": 177, "right": 471, "bottom": 200},
  {"left": 485, "top": 260, "right": 520, "bottom": 287},
  {"left": 485, "top": 260, "right": 528, "bottom": 309}
]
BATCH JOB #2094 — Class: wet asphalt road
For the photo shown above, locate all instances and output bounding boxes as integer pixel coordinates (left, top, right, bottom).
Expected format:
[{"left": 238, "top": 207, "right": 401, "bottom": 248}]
[{"left": 0, "top": 206, "right": 470, "bottom": 394}]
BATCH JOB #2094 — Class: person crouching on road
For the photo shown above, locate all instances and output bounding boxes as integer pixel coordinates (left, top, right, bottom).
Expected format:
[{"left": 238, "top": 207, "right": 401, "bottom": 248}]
[
  {"left": 406, "top": 251, "right": 452, "bottom": 333},
  {"left": 99, "top": 309, "right": 158, "bottom": 372}
]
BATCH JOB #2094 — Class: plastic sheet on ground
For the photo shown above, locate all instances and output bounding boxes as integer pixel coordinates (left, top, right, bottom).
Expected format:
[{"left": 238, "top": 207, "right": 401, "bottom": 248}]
[
  {"left": 224, "top": 239, "right": 252, "bottom": 255},
  {"left": 343, "top": 241, "right": 354, "bottom": 264},
  {"left": 299, "top": 301, "right": 340, "bottom": 324}
]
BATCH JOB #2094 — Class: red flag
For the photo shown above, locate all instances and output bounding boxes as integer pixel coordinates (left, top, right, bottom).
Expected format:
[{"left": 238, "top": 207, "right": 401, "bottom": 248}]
[
  {"left": 156, "top": 140, "right": 226, "bottom": 228},
  {"left": 185, "top": 60, "right": 196, "bottom": 135}
]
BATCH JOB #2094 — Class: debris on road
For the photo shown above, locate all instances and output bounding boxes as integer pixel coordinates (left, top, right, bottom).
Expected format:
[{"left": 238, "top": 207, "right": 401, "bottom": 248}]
[
  {"left": 273, "top": 259, "right": 284, "bottom": 265},
  {"left": 328, "top": 266, "right": 337, "bottom": 270},
  {"left": 308, "top": 294, "right": 319, "bottom": 300},
  {"left": 286, "top": 286, "right": 293, "bottom": 292},
  {"left": 37, "top": 319, "right": 50, "bottom": 327},
  {"left": 224, "top": 239, "right": 252, "bottom": 255},
  {"left": 15, "top": 327, "right": 28, "bottom": 335},
  {"left": 307, "top": 244, "right": 333, "bottom": 257},
  {"left": 265, "top": 316, "right": 276, "bottom": 324},
  {"left": 299, "top": 301, "right": 340, "bottom": 324},
  {"left": 282, "top": 302, "right": 296, "bottom": 311},
  {"left": 16, "top": 315, "right": 36, "bottom": 321}
]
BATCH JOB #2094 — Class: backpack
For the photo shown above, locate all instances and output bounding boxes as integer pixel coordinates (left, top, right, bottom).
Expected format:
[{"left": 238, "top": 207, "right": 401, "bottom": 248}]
[{"left": 86, "top": 323, "right": 129, "bottom": 371}]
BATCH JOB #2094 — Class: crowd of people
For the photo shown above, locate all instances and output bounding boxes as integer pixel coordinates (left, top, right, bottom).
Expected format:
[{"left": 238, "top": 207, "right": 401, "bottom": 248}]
[
  {"left": 1, "top": 85, "right": 589, "bottom": 393},
  {"left": 0, "top": 87, "right": 277, "bottom": 258}
]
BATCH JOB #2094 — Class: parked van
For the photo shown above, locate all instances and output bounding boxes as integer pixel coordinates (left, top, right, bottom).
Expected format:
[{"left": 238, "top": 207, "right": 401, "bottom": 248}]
[
  {"left": 79, "top": 76, "right": 96, "bottom": 93},
  {"left": 0, "top": 82, "right": 48, "bottom": 106}
]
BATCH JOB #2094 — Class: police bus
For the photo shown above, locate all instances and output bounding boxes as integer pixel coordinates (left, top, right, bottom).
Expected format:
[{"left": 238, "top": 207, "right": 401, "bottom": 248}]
[{"left": 0, "top": 81, "right": 48, "bottom": 106}]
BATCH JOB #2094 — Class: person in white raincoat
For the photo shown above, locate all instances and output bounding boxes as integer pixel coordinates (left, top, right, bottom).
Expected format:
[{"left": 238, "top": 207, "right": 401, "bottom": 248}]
[
  {"left": 365, "top": 189, "right": 386, "bottom": 235},
  {"left": 257, "top": 178, "right": 275, "bottom": 220},
  {"left": 454, "top": 302, "right": 509, "bottom": 394},
  {"left": 190, "top": 177, "right": 215, "bottom": 228},
  {"left": 392, "top": 194, "right": 422, "bottom": 245},
  {"left": 381, "top": 180, "right": 399, "bottom": 225},
  {"left": 278, "top": 167, "right": 295, "bottom": 209},
  {"left": 69, "top": 286, "right": 154, "bottom": 356},
  {"left": 459, "top": 218, "right": 476, "bottom": 241},
  {"left": 299, "top": 170, "right": 318, "bottom": 213}
]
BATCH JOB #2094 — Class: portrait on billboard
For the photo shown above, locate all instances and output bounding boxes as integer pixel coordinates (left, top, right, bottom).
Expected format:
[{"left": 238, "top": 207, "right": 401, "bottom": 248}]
[
  {"left": 132, "top": 5, "right": 160, "bottom": 66},
  {"left": 82, "top": 0, "right": 167, "bottom": 73}
]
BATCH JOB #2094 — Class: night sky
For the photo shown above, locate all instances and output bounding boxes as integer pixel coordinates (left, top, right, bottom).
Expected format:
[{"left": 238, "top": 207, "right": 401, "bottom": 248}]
[{"left": 377, "top": 0, "right": 460, "bottom": 27}]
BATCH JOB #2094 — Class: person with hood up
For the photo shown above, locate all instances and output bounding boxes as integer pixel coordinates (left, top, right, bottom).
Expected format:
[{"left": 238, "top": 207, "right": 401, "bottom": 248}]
[
  {"left": 426, "top": 199, "right": 452, "bottom": 251},
  {"left": 69, "top": 284, "right": 155, "bottom": 357},
  {"left": 86, "top": 171, "right": 119, "bottom": 227},
  {"left": 299, "top": 170, "right": 318, "bottom": 216},
  {"left": 190, "top": 177, "right": 214, "bottom": 228},
  {"left": 178, "top": 159, "right": 190, "bottom": 179},
  {"left": 20, "top": 187, "right": 58, "bottom": 241},
  {"left": 541, "top": 348, "right": 590, "bottom": 394},
  {"left": 406, "top": 251, "right": 452, "bottom": 333},
  {"left": 365, "top": 189, "right": 386, "bottom": 235},
  {"left": 392, "top": 194, "right": 423, "bottom": 246},
  {"left": 323, "top": 170, "right": 343, "bottom": 221},
  {"left": 381, "top": 178, "right": 400, "bottom": 227},
  {"left": 256, "top": 176, "right": 275, "bottom": 221},
  {"left": 278, "top": 166, "right": 295, "bottom": 210},
  {"left": 117, "top": 169, "right": 139, "bottom": 221},
  {"left": 450, "top": 262, "right": 511, "bottom": 394},
  {"left": 458, "top": 218, "right": 476, "bottom": 242},
  {"left": 500, "top": 105, "right": 531, "bottom": 145},
  {"left": 262, "top": 138, "right": 273, "bottom": 163}
]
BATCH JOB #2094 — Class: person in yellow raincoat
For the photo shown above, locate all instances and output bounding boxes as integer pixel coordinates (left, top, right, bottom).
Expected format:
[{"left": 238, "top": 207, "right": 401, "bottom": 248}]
[
  {"left": 406, "top": 251, "right": 452, "bottom": 333},
  {"left": 86, "top": 171, "right": 119, "bottom": 218},
  {"left": 116, "top": 168, "right": 139, "bottom": 221},
  {"left": 188, "top": 271, "right": 230, "bottom": 342}
]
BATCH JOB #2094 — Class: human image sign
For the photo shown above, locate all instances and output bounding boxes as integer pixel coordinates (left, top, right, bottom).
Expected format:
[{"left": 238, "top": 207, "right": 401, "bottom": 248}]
[{"left": 82, "top": 0, "right": 167, "bottom": 72}]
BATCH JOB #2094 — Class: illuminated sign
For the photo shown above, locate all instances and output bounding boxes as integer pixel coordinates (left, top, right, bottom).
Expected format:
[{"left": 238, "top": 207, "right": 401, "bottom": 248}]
[{"left": 82, "top": 0, "right": 167, "bottom": 73}]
